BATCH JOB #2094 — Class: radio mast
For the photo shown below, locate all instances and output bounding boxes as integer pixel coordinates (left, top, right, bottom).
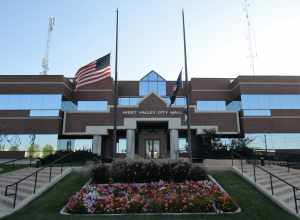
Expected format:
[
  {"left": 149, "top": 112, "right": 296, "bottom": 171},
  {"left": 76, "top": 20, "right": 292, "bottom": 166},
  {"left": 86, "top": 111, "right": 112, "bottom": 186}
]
[
  {"left": 243, "top": 0, "right": 257, "bottom": 75},
  {"left": 41, "top": 17, "right": 55, "bottom": 75}
]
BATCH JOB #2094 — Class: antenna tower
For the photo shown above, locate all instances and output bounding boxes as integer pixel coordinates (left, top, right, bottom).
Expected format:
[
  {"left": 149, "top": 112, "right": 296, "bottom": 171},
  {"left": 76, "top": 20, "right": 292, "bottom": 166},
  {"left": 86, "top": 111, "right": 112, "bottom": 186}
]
[
  {"left": 41, "top": 17, "right": 55, "bottom": 75},
  {"left": 243, "top": 0, "right": 257, "bottom": 75}
]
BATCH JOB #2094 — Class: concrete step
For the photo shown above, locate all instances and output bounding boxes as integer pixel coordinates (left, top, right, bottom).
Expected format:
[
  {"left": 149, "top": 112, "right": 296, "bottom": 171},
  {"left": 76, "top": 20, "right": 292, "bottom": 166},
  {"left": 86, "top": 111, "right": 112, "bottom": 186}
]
[{"left": 235, "top": 164, "right": 300, "bottom": 216}]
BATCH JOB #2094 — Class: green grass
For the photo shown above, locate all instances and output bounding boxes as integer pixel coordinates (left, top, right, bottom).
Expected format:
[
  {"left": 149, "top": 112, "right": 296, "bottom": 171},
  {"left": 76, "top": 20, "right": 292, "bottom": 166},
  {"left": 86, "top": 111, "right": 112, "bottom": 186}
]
[{"left": 2, "top": 171, "right": 299, "bottom": 220}]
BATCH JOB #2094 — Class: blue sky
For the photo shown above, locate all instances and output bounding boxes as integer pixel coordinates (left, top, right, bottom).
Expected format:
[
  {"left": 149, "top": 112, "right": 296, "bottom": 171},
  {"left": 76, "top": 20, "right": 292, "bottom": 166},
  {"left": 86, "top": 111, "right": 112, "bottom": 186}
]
[{"left": 1, "top": 0, "right": 300, "bottom": 80}]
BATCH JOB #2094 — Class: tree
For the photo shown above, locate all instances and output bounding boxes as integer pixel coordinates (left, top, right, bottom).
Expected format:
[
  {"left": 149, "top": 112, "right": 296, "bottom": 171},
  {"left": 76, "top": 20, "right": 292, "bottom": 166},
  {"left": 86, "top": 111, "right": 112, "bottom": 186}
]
[
  {"left": 42, "top": 144, "right": 54, "bottom": 158},
  {"left": 230, "top": 137, "right": 253, "bottom": 150},
  {"left": 203, "top": 128, "right": 223, "bottom": 150},
  {"left": 27, "top": 144, "right": 40, "bottom": 158},
  {"left": 0, "top": 135, "right": 8, "bottom": 151},
  {"left": 9, "top": 145, "right": 19, "bottom": 151}
]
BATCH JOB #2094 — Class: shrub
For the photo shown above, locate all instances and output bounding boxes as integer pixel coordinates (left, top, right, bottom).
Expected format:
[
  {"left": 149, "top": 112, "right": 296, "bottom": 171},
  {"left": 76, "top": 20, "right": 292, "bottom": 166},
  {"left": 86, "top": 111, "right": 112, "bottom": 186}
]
[
  {"left": 92, "top": 163, "right": 110, "bottom": 183},
  {"left": 111, "top": 159, "right": 128, "bottom": 183},
  {"left": 171, "top": 160, "right": 191, "bottom": 182},
  {"left": 93, "top": 159, "right": 207, "bottom": 183},
  {"left": 188, "top": 165, "right": 208, "bottom": 181}
]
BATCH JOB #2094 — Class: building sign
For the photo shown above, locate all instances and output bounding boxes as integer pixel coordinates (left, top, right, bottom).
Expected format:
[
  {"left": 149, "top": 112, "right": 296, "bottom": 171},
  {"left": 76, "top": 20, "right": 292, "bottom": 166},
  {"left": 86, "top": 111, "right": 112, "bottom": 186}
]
[{"left": 122, "top": 110, "right": 184, "bottom": 116}]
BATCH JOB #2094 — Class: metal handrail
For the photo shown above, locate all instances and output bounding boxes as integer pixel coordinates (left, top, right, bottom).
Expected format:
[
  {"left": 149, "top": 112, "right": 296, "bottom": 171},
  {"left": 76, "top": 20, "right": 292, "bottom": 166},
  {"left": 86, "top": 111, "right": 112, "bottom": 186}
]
[
  {"left": 232, "top": 152, "right": 300, "bottom": 213},
  {"left": 4, "top": 151, "right": 73, "bottom": 208}
]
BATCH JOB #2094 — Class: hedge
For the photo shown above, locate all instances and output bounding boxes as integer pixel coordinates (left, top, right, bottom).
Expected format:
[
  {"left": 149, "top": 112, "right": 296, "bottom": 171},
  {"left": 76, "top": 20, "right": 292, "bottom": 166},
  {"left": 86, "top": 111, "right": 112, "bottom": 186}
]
[{"left": 92, "top": 159, "right": 207, "bottom": 183}]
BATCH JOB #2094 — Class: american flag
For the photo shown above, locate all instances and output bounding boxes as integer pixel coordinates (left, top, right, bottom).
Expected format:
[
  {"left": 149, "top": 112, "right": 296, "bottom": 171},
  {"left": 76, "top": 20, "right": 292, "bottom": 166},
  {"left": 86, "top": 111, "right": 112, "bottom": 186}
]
[{"left": 75, "top": 54, "right": 111, "bottom": 89}]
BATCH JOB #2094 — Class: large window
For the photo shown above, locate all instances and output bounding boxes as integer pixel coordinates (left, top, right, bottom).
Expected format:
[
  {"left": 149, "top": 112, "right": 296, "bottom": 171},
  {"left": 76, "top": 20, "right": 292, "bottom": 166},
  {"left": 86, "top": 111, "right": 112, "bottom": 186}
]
[
  {"left": 226, "top": 101, "right": 241, "bottom": 112},
  {"left": 0, "top": 134, "right": 58, "bottom": 153},
  {"left": 197, "top": 101, "right": 226, "bottom": 111},
  {"left": 178, "top": 138, "right": 188, "bottom": 152},
  {"left": 0, "top": 94, "right": 62, "bottom": 116},
  {"left": 118, "top": 97, "right": 141, "bottom": 106},
  {"left": 62, "top": 101, "right": 77, "bottom": 112},
  {"left": 241, "top": 94, "right": 300, "bottom": 116},
  {"left": 164, "top": 97, "right": 186, "bottom": 106},
  {"left": 241, "top": 94, "right": 300, "bottom": 109},
  {"left": 77, "top": 101, "right": 108, "bottom": 111},
  {"left": 139, "top": 71, "right": 166, "bottom": 96},
  {"left": 246, "top": 133, "right": 300, "bottom": 150},
  {"left": 117, "top": 139, "right": 127, "bottom": 153}
]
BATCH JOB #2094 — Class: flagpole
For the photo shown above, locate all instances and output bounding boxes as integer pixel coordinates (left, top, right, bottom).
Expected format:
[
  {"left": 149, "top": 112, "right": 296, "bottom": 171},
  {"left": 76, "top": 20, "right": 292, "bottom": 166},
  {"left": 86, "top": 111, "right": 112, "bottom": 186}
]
[
  {"left": 112, "top": 9, "right": 119, "bottom": 160},
  {"left": 182, "top": 9, "right": 193, "bottom": 161}
]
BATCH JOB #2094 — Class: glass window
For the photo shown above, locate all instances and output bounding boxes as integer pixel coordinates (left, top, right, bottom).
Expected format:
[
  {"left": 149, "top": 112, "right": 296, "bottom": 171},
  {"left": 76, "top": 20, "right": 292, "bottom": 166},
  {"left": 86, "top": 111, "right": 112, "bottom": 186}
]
[
  {"left": 30, "top": 110, "right": 59, "bottom": 117},
  {"left": 243, "top": 109, "right": 271, "bottom": 116},
  {"left": 57, "top": 139, "right": 75, "bottom": 151},
  {"left": 226, "top": 101, "right": 241, "bottom": 112},
  {"left": 246, "top": 133, "right": 300, "bottom": 150},
  {"left": 174, "top": 97, "right": 186, "bottom": 106},
  {"left": 162, "top": 97, "right": 186, "bottom": 106},
  {"left": 241, "top": 94, "right": 300, "bottom": 110},
  {"left": 0, "top": 94, "right": 62, "bottom": 110},
  {"left": 197, "top": 101, "right": 226, "bottom": 111},
  {"left": 73, "top": 139, "right": 92, "bottom": 151},
  {"left": 139, "top": 71, "right": 166, "bottom": 96},
  {"left": 118, "top": 97, "right": 141, "bottom": 106},
  {"left": 117, "top": 138, "right": 127, "bottom": 153},
  {"left": 62, "top": 101, "right": 77, "bottom": 112},
  {"left": 0, "top": 134, "right": 58, "bottom": 154},
  {"left": 77, "top": 101, "right": 108, "bottom": 111},
  {"left": 178, "top": 138, "right": 188, "bottom": 152}
]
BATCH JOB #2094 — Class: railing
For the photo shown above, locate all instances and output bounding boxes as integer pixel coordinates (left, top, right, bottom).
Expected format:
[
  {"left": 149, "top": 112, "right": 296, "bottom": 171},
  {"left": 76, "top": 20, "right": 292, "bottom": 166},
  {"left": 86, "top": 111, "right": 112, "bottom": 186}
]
[
  {"left": 4, "top": 152, "right": 73, "bottom": 208},
  {"left": 232, "top": 152, "right": 300, "bottom": 214}
]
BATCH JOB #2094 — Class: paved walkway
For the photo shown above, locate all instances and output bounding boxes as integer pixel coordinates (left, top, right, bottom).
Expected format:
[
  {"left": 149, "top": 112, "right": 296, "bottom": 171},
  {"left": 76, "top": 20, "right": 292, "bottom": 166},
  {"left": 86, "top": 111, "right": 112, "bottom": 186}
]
[{"left": 233, "top": 161, "right": 300, "bottom": 217}]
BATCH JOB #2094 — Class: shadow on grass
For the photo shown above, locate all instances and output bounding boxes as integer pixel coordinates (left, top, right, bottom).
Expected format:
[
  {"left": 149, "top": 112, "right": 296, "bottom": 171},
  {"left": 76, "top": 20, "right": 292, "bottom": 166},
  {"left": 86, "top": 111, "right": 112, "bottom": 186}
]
[{"left": 2, "top": 171, "right": 298, "bottom": 220}]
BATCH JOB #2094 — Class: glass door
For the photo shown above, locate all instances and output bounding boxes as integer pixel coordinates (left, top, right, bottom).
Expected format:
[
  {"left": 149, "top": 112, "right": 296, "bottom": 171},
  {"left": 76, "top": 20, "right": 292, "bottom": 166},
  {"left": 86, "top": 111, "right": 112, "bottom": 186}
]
[{"left": 145, "top": 139, "right": 160, "bottom": 159}]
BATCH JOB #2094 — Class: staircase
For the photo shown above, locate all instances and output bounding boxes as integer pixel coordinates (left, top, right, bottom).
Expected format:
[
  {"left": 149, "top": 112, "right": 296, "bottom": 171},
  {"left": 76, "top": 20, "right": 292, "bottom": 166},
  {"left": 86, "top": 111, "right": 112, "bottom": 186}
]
[
  {"left": 0, "top": 166, "right": 70, "bottom": 217},
  {"left": 233, "top": 160, "right": 300, "bottom": 217}
]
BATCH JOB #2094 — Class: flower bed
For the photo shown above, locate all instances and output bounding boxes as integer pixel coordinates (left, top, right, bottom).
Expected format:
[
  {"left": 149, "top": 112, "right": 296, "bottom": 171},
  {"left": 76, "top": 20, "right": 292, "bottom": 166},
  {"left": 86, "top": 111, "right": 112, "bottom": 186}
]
[{"left": 64, "top": 180, "right": 238, "bottom": 214}]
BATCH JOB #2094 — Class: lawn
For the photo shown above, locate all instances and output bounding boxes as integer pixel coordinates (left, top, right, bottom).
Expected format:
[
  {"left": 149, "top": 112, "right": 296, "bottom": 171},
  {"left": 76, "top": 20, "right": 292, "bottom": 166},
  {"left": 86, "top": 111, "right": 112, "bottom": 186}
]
[{"left": 2, "top": 171, "right": 298, "bottom": 220}]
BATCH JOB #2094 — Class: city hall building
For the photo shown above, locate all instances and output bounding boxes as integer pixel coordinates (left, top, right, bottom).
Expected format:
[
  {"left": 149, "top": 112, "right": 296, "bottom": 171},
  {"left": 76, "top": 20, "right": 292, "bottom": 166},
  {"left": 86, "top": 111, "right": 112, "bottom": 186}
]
[{"left": 0, "top": 71, "right": 300, "bottom": 159}]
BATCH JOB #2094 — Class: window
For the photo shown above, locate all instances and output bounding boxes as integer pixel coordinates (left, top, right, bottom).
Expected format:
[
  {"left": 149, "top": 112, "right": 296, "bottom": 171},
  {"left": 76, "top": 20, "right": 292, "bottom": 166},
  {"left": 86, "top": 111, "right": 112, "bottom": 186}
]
[
  {"left": 246, "top": 133, "right": 300, "bottom": 150},
  {"left": 118, "top": 97, "right": 141, "bottom": 106},
  {"left": 139, "top": 71, "right": 166, "bottom": 96},
  {"left": 163, "top": 97, "right": 186, "bottom": 106},
  {"left": 30, "top": 110, "right": 59, "bottom": 117},
  {"left": 73, "top": 139, "right": 92, "bottom": 151},
  {"left": 241, "top": 94, "right": 300, "bottom": 110},
  {"left": 178, "top": 138, "right": 188, "bottom": 152},
  {"left": 0, "top": 134, "right": 58, "bottom": 153},
  {"left": 77, "top": 101, "right": 108, "bottom": 111},
  {"left": 241, "top": 94, "right": 300, "bottom": 117},
  {"left": 62, "top": 101, "right": 77, "bottom": 112},
  {"left": 117, "top": 139, "right": 127, "bottom": 153},
  {"left": 243, "top": 109, "right": 271, "bottom": 116},
  {"left": 197, "top": 101, "right": 226, "bottom": 111},
  {"left": 0, "top": 94, "right": 61, "bottom": 110},
  {"left": 226, "top": 101, "right": 241, "bottom": 112},
  {"left": 57, "top": 139, "right": 75, "bottom": 151}
]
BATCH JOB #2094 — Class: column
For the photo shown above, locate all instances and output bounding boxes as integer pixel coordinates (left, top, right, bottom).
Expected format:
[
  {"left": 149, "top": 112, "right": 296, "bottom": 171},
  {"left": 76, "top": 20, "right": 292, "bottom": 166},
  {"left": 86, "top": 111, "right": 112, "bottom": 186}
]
[
  {"left": 170, "top": 129, "right": 179, "bottom": 160},
  {"left": 126, "top": 129, "right": 135, "bottom": 159},
  {"left": 92, "top": 135, "right": 102, "bottom": 156}
]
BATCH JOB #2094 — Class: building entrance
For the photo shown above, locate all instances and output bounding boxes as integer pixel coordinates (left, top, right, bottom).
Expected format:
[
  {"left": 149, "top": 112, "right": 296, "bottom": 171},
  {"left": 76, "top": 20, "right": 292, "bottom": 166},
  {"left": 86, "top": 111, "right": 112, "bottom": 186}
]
[{"left": 145, "top": 139, "right": 160, "bottom": 159}]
